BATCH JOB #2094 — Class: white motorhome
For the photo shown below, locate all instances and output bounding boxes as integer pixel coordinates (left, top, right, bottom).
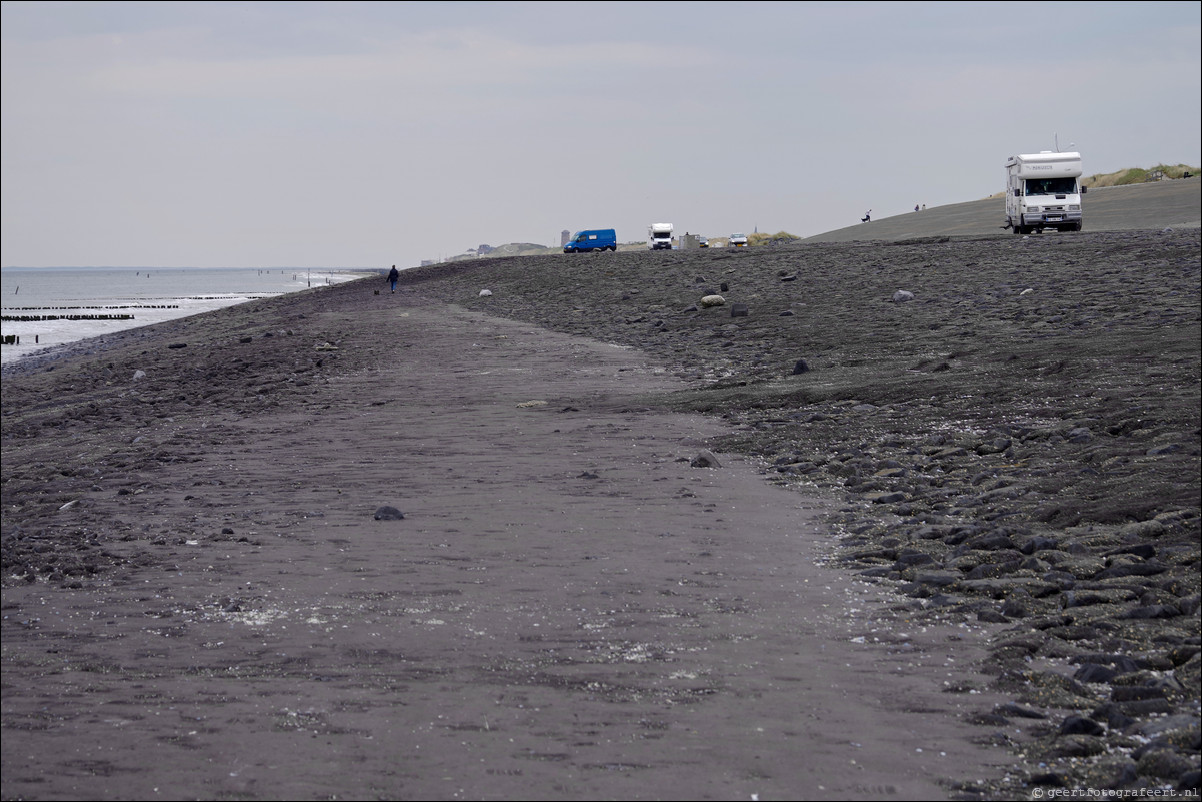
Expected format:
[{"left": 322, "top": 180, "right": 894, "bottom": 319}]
[
  {"left": 648, "top": 222, "right": 673, "bottom": 250},
  {"left": 1005, "top": 151, "right": 1085, "bottom": 234}
]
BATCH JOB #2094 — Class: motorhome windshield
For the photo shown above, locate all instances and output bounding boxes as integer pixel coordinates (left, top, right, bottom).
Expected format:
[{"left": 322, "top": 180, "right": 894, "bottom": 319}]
[{"left": 1025, "top": 177, "right": 1078, "bottom": 195}]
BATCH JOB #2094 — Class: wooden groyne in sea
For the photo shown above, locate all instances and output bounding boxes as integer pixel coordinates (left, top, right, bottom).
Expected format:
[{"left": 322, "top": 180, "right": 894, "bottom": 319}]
[
  {"left": 2, "top": 314, "right": 137, "bottom": 322},
  {"left": 1, "top": 303, "right": 181, "bottom": 323},
  {"left": 3, "top": 303, "right": 179, "bottom": 311}
]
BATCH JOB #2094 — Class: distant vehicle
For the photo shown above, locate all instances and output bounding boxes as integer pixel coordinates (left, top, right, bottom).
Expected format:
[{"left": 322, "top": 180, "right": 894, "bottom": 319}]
[
  {"left": 1005, "top": 151, "right": 1085, "bottom": 234},
  {"left": 729, "top": 232, "right": 748, "bottom": 247},
  {"left": 648, "top": 222, "right": 674, "bottom": 250},
  {"left": 698, "top": 236, "right": 709, "bottom": 248},
  {"left": 563, "top": 229, "right": 617, "bottom": 253}
]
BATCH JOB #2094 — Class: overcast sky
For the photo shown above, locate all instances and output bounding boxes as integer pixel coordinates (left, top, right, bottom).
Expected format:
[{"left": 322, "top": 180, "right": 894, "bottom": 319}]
[{"left": 2, "top": 1, "right": 1199, "bottom": 269}]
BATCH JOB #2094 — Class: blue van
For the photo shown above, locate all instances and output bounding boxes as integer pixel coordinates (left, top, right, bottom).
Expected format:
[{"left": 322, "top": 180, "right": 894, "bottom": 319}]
[{"left": 563, "top": 229, "right": 617, "bottom": 253}]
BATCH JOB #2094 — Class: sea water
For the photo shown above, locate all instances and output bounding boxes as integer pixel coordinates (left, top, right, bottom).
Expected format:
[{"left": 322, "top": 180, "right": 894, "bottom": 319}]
[{"left": 0, "top": 266, "right": 372, "bottom": 365}]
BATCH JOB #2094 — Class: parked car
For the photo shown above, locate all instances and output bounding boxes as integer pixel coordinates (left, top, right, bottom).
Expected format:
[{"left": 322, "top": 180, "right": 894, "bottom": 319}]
[
  {"left": 698, "top": 236, "right": 709, "bottom": 248},
  {"left": 563, "top": 229, "right": 617, "bottom": 253},
  {"left": 729, "top": 232, "right": 748, "bottom": 247}
]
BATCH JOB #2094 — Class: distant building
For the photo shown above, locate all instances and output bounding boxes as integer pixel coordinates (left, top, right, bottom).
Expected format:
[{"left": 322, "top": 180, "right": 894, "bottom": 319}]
[
  {"left": 478, "top": 244, "right": 494, "bottom": 255},
  {"left": 421, "top": 259, "right": 435, "bottom": 267},
  {"left": 560, "top": 229, "right": 570, "bottom": 246}
]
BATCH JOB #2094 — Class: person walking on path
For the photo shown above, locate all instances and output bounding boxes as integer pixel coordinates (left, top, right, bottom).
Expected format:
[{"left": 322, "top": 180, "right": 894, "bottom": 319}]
[{"left": 387, "top": 265, "right": 399, "bottom": 293}]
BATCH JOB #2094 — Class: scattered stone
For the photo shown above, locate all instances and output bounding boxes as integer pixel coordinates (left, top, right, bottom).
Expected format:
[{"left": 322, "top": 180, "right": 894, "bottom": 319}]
[
  {"left": 700, "top": 295, "right": 726, "bottom": 308},
  {"left": 994, "top": 703, "right": 1047, "bottom": 719},
  {"left": 1111, "top": 685, "right": 1170, "bottom": 702},
  {"left": 373, "top": 506, "right": 405, "bottom": 521},
  {"left": 1090, "top": 702, "right": 1136, "bottom": 730},
  {"left": 1018, "top": 536, "right": 1058, "bottom": 554},
  {"left": 1059, "top": 715, "right": 1105, "bottom": 736},
  {"left": 690, "top": 450, "right": 722, "bottom": 469},
  {"left": 1136, "top": 749, "right": 1196, "bottom": 781},
  {"left": 1118, "top": 603, "right": 1181, "bottom": 619},
  {"left": 1074, "top": 664, "right": 1120, "bottom": 684},
  {"left": 1049, "top": 734, "right": 1106, "bottom": 758},
  {"left": 892, "top": 289, "right": 915, "bottom": 303}
]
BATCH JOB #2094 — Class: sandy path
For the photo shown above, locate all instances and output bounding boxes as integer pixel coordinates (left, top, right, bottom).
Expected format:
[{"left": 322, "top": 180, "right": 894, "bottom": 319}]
[{"left": 2, "top": 297, "right": 1012, "bottom": 800}]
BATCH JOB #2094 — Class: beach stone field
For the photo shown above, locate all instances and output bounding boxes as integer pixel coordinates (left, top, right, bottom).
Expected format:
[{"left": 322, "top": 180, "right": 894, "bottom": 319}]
[
  {"left": 2, "top": 228, "right": 1199, "bottom": 799},
  {"left": 406, "top": 230, "right": 1202, "bottom": 791}
]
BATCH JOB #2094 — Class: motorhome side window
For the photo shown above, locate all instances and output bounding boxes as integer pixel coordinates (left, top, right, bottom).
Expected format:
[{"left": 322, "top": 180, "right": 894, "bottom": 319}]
[{"left": 589, "top": 234, "right": 597, "bottom": 240}]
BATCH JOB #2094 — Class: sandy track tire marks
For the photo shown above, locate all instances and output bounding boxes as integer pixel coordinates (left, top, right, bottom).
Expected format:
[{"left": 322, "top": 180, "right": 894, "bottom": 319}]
[{"left": 3, "top": 298, "right": 1014, "bottom": 800}]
